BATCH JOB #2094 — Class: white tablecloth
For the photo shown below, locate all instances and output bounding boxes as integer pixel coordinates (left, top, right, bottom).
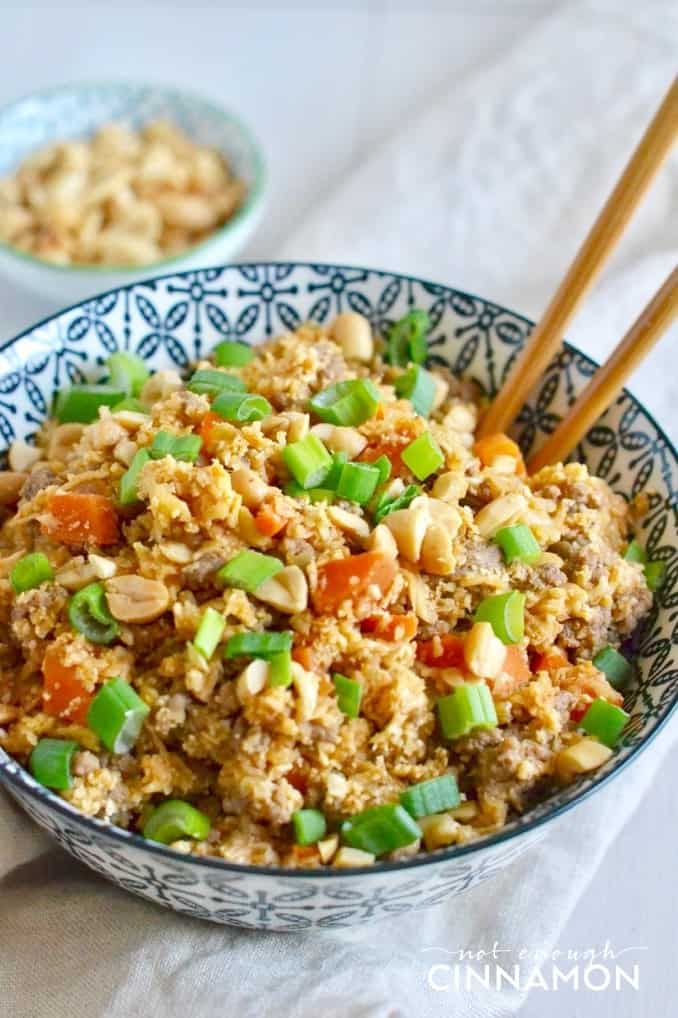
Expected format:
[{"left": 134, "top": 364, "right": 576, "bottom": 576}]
[{"left": 2, "top": 1, "right": 676, "bottom": 1015}]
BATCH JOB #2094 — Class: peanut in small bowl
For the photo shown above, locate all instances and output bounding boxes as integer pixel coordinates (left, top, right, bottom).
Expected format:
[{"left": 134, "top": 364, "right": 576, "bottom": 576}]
[{"left": 0, "top": 83, "right": 266, "bottom": 302}]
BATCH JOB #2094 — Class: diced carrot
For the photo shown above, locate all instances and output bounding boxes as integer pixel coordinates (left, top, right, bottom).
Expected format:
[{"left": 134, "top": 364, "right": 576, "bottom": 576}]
[
  {"left": 361, "top": 612, "right": 418, "bottom": 642},
  {"left": 42, "top": 646, "right": 92, "bottom": 725},
  {"left": 359, "top": 439, "right": 408, "bottom": 477},
  {"left": 42, "top": 492, "right": 119, "bottom": 546},
  {"left": 253, "top": 505, "right": 287, "bottom": 537},
  {"left": 199, "top": 411, "right": 230, "bottom": 453},
  {"left": 416, "top": 633, "right": 466, "bottom": 669},
  {"left": 292, "top": 645, "right": 314, "bottom": 671},
  {"left": 286, "top": 768, "right": 309, "bottom": 795},
  {"left": 473, "top": 433, "right": 526, "bottom": 475},
  {"left": 313, "top": 551, "right": 397, "bottom": 614},
  {"left": 502, "top": 645, "right": 531, "bottom": 685},
  {"left": 534, "top": 648, "right": 569, "bottom": 673}
]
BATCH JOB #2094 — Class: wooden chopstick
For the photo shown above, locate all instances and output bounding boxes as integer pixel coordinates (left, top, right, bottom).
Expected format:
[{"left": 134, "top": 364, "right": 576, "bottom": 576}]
[
  {"left": 527, "top": 265, "right": 678, "bottom": 473},
  {"left": 477, "top": 76, "right": 678, "bottom": 439}
]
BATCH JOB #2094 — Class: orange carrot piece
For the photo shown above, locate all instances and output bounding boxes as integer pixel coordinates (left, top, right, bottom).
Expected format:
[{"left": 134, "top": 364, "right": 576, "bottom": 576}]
[
  {"left": 359, "top": 439, "right": 408, "bottom": 477},
  {"left": 313, "top": 551, "right": 397, "bottom": 614},
  {"left": 416, "top": 634, "right": 466, "bottom": 669},
  {"left": 534, "top": 648, "right": 569, "bottom": 673},
  {"left": 199, "top": 411, "right": 223, "bottom": 453},
  {"left": 361, "top": 612, "right": 418, "bottom": 642},
  {"left": 42, "top": 646, "right": 92, "bottom": 725},
  {"left": 473, "top": 433, "right": 526, "bottom": 475},
  {"left": 42, "top": 492, "right": 119, "bottom": 546},
  {"left": 254, "top": 505, "right": 287, "bottom": 537},
  {"left": 502, "top": 645, "right": 532, "bottom": 685},
  {"left": 292, "top": 645, "right": 314, "bottom": 671}
]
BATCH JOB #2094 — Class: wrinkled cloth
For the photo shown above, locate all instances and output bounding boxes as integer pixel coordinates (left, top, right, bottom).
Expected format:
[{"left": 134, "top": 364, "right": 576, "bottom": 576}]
[{"left": 1, "top": 2, "right": 676, "bottom": 1016}]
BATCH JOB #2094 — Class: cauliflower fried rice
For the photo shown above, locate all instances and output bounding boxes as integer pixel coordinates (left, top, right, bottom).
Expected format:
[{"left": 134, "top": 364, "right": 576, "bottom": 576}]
[{"left": 0, "top": 312, "right": 655, "bottom": 867}]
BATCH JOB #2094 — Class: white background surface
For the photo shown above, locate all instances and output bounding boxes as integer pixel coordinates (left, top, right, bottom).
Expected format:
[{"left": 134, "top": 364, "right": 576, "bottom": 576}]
[{"left": 0, "top": 4, "right": 675, "bottom": 1017}]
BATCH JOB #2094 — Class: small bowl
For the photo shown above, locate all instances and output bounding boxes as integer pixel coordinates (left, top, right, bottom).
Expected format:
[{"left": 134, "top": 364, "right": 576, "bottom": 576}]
[
  {"left": 0, "top": 83, "right": 266, "bottom": 302},
  {"left": 0, "top": 262, "right": 676, "bottom": 930}
]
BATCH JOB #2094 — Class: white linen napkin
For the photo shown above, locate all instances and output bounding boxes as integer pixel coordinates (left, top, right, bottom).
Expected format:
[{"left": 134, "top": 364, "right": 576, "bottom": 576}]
[{"left": 2, "top": 2, "right": 676, "bottom": 1016}]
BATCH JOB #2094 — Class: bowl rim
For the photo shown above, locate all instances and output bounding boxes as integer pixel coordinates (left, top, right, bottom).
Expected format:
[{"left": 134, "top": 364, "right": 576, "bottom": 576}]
[
  {"left": 0, "top": 80, "right": 267, "bottom": 275},
  {"left": 0, "top": 259, "right": 676, "bottom": 879}
]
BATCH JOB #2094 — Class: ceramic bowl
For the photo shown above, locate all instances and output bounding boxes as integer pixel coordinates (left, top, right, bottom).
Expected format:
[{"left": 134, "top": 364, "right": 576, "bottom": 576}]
[
  {"left": 0, "top": 84, "right": 266, "bottom": 302},
  {"left": 0, "top": 262, "right": 676, "bottom": 931}
]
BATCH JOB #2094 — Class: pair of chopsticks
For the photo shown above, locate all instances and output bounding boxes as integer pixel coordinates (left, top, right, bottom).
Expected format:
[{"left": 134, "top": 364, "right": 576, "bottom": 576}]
[{"left": 477, "top": 77, "right": 678, "bottom": 474}]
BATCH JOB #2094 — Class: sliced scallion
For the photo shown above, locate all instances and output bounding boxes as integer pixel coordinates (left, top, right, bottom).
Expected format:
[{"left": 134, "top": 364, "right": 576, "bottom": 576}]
[
  {"left": 400, "top": 775, "right": 461, "bottom": 819},
  {"left": 10, "top": 552, "right": 54, "bottom": 594},
  {"left": 401, "top": 431, "right": 444, "bottom": 480},
  {"left": 193, "top": 606, "right": 226, "bottom": 659},
  {"left": 268, "top": 650, "right": 293, "bottom": 688},
  {"left": 332, "top": 673, "right": 362, "bottom": 718},
  {"left": 112, "top": 397, "right": 149, "bottom": 414},
  {"left": 224, "top": 630, "right": 293, "bottom": 658},
  {"left": 394, "top": 365, "right": 436, "bottom": 417},
  {"left": 580, "top": 698, "right": 629, "bottom": 748},
  {"left": 308, "top": 488, "right": 336, "bottom": 503},
  {"left": 592, "top": 646, "right": 633, "bottom": 689},
  {"left": 373, "top": 483, "right": 421, "bottom": 524},
  {"left": 211, "top": 391, "right": 272, "bottom": 423},
  {"left": 143, "top": 800, "right": 211, "bottom": 844},
  {"left": 213, "top": 340, "right": 255, "bottom": 367},
  {"left": 336, "top": 461, "right": 381, "bottom": 505},
  {"left": 292, "top": 808, "right": 327, "bottom": 845},
  {"left": 623, "top": 540, "right": 646, "bottom": 564},
  {"left": 186, "top": 368, "right": 246, "bottom": 397},
  {"left": 119, "top": 448, "right": 150, "bottom": 505},
  {"left": 475, "top": 590, "right": 525, "bottom": 644},
  {"left": 149, "top": 431, "right": 202, "bottom": 463},
  {"left": 217, "top": 550, "right": 283, "bottom": 593},
  {"left": 106, "top": 351, "right": 149, "bottom": 397},
  {"left": 645, "top": 560, "right": 665, "bottom": 592},
  {"left": 341, "top": 803, "right": 421, "bottom": 856},
  {"left": 386, "top": 309, "right": 430, "bottom": 366},
  {"left": 323, "top": 451, "right": 348, "bottom": 490},
  {"left": 283, "top": 433, "right": 332, "bottom": 490},
  {"left": 494, "top": 524, "right": 541, "bottom": 564},
  {"left": 437, "top": 682, "right": 498, "bottom": 740},
  {"left": 372, "top": 454, "right": 392, "bottom": 487},
  {"left": 309, "top": 379, "right": 380, "bottom": 427},
  {"left": 86, "top": 677, "right": 149, "bottom": 753},
  {"left": 29, "top": 738, "right": 78, "bottom": 790},
  {"left": 68, "top": 582, "right": 119, "bottom": 645},
  {"left": 55, "top": 384, "right": 126, "bottom": 424}
]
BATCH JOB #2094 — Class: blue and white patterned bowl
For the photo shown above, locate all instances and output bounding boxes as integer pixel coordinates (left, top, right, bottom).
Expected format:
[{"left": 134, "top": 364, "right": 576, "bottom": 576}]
[
  {"left": 0, "top": 84, "right": 266, "bottom": 302},
  {"left": 0, "top": 262, "right": 676, "bottom": 930}
]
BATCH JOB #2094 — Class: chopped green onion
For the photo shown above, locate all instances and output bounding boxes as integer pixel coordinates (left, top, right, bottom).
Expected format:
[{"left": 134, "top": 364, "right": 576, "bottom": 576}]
[
  {"left": 394, "top": 365, "right": 436, "bottom": 417},
  {"left": 211, "top": 391, "right": 272, "bottom": 423},
  {"left": 373, "top": 483, "right": 421, "bottom": 524},
  {"left": 475, "top": 590, "right": 525, "bottom": 644},
  {"left": 323, "top": 451, "right": 348, "bottom": 490},
  {"left": 149, "top": 431, "right": 202, "bottom": 463},
  {"left": 283, "top": 480, "right": 306, "bottom": 497},
  {"left": 400, "top": 775, "right": 461, "bottom": 818},
  {"left": 645, "top": 560, "right": 666, "bottom": 592},
  {"left": 193, "top": 607, "right": 226, "bottom": 659},
  {"left": 623, "top": 540, "right": 646, "bottom": 564},
  {"left": 54, "top": 384, "right": 126, "bottom": 424},
  {"left": 592, "top": 646, "right": 633, "bottom": 689},
  {"left": 309, "top": 379, "right": 380, "bottom": 427},
  {"left": 336, "top": 461, "right": 381, "bottom": 505},
  {"left": 268, "top": 650, "right": 293, "bottom": 688},
  {"left": 580, "top": 698, "right": 630, "bottom": 748},
  {"left": 386, "top": 309, "right": 430, "bottom": 366},
  {"left": 68, "top": 582, "right": 119, "bottom": 645},
  {"left": 341, "top": 803, "right": 421, "bottom": 856},
  {"left": 217, "top": 550, "right": 283, "bottom": 592},
  {"left": 112, "top": 397, "right": 149, "bottom": 414},
  {"left": 10, "top": 552, "right": 54, "bottom": 594},
  {"left": 292, "top": 808, "right": 327, "bottom": 845},
  {"left": 86, "top": 677, "right": 149, "bottom": 753},
  {"left": 494, "top": 524, "right": 541, "bottom": 564},
  {"left": 213, "top": 340, "right": 255, "bottom": 367},
  {"left": 308, "top": 488, "right": 336, "bottom": 503},
  {"left": 372, "top": 454, "right": 392, "bottom": 487},
  {"left": 401, "top": 431, "right": 444, "bottom": 480},
  {"left": 106, "top": 351, "right": 149, "bottom": 397},
  {"left": 143, "top": 800, "right": 211, "bottom": 844},
  {"left": 437, "top": 682, "right": 498, "bottom": 740},
  {"left": 119, "top": 448, "right": 150, "bottom": 506},
  {"left": 332, "top": 673, "right": 363, "bottom": 718},
  {"left": 283, "top": 433, "right": 332, "bottom": 490},
  {"left": 224, "top": 630, "right": 293, "bottom": 658},
  {"left": 186, "top": 368, "right": 246, "bottom": 397},
  {"left": 29, "top": 738, "right": 78, "bottom": 790}
]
